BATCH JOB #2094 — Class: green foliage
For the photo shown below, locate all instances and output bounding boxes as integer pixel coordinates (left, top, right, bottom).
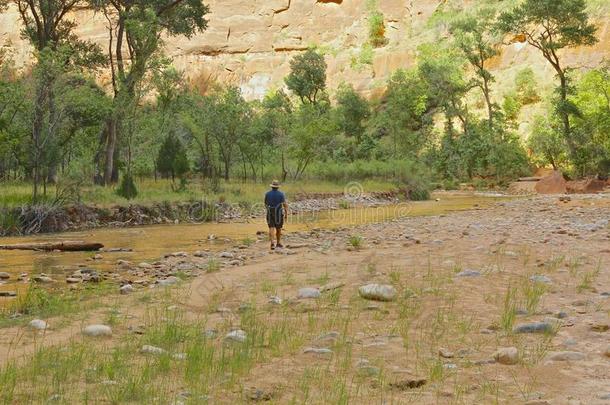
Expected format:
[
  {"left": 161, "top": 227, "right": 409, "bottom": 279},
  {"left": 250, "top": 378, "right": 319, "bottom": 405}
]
[
  {"left": 528, "top": 116, "right": 568, "bottom": 170},
  {"left": 368, "top": 12, "right": 386, "bottom": 47},
  {"left": 156, "top": 133, "right": 189, "bottom": 182},
  {"left": 285, "top": 49, "right": 327, "bottom": 104},
  {"left": 514, "top": 68, "right": 541, "bottom": 105},
  {"left": 335, "top": 83, "right": 370, "bottom": 143},
  {"left": 116, "top": 172, "right": 138, "bottom": 200}
]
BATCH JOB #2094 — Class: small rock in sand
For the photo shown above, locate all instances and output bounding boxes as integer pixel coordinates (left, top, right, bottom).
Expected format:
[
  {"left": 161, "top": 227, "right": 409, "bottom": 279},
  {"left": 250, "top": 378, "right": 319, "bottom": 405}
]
[
  {"left": 0, "top": 272, "right": 10, "bottom": 280},
  {"left": 29, "top": 319, "right": 48, "bottom": 330},
  {"left": 120, "top": 284, "right": 134, "bottom": 294},
  {"left": 493, "top": 347, "right": 519, "bottom": 365},
  {"left": 455, "top": 269, "right": 481, "bottom": 277},
  {"left": 546, "top": 351, "right": 585, "bottom": 362},
  {"left": 358, "top": 284, "right": 397, "bottom": 301},
  {"left": 513, "top": 321, "right": 555, "bottom": 334},
  {"left": 297, "top": 287, "right": 321, "bottom": 299},
  {"left": 83, "top": 324, "right": 112, "bottom": 337},
  {"left": 140, "top": 345, "right": 167, "bottom": 355},
  {"left": 225, "top": 329, "right": 247, "bottom": 343}
]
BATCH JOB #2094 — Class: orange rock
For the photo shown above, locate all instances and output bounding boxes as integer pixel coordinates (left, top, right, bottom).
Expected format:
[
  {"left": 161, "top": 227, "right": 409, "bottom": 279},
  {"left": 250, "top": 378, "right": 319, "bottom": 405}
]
[
  {"left": 534, "top": 171, "right": 567, "bottom": 194},
  {"left": 566, "top": 178, "right": 607, "bottom": 194}
]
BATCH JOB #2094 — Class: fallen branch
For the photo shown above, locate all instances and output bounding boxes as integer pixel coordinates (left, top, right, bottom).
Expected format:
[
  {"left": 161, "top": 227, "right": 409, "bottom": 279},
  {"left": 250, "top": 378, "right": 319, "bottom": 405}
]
[{"left": 0, "top": 241, "right": 104, "bottom": 252}]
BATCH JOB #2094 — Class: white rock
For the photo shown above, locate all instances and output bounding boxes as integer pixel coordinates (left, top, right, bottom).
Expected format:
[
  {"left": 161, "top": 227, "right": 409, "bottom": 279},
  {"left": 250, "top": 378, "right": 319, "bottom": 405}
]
[
  {"left": 358, "top": 284, "right": 397, "bottom": 302},
  {"left": 29, "top": 319, "right": 48, "bottom": 330},
  {"left": 140, "top": 345, "right": 167, "bottom": 355},
  {"left": 83, "top": 324, "right": 112, "bottom": 337},
  {"left": 303, "top": 347, "right": 333, "bottom": 354},
  {"left": 157, "top": 276, "right": 179, "bottom": 286},
  {"left": 120, "top": 284, "right": 135, "bottom": 294},
  {"left": 547, "top": 351, "right": 585, "bottom": 361},
  {"left": 297, "top": 287, "right": 321, "bottom": 299},
  {"left": 225, "top": 329, "right": 247, "bottom": 343}
]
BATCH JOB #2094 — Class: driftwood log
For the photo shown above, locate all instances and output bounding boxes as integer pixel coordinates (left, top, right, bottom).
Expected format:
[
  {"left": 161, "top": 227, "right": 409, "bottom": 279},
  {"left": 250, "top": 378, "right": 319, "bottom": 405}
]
[{"left": 0, "top": 241, "right": 104, "bottom": 252}]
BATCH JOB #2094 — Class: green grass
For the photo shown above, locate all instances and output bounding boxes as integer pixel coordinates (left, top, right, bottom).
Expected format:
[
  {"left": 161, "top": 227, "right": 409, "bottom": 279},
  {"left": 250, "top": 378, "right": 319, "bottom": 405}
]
[{"left": 0, "top": 178, "right": 399, "bottom": 208}]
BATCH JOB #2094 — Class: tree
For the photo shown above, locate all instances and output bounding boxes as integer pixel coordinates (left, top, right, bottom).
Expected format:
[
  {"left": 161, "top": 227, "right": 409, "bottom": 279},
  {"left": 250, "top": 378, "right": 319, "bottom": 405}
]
[
  {"left": 4, "top": 0, "right": 105, "bottom": 200},
  {"left": 496, "top": 0, "right": 598, "bottom": 158},
  {"left": 285, "top": 49, "right": 327, "bottom": 105},
  {"left": 528, "top": 116, "right": 568, "bottom": 170},
  {"left": 261, "top": 90, "right": 292, "bottom": 181},
  {"left": 93, "top": 0, "right": 209, "bottom": 185},
  {"left": 156, "top": 132, "right": 188, "bottom": 182},
  {"left": 450, "top": 8, "right": 498, "bottom": 129},
  {"left": 335, "top": 83, "right": 370, "bottom": 143}
]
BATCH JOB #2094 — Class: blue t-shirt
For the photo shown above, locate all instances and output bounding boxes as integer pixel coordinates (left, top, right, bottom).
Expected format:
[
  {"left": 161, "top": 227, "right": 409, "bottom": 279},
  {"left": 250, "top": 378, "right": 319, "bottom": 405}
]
[{"left": 264, "top": 189, "right": 285, "bottom": 209}]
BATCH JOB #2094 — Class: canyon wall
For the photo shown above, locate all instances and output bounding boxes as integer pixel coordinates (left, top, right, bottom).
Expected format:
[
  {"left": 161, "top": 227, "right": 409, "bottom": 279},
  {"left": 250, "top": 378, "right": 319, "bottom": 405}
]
[{"left": 1, "top": 0, "right": 609, "bottom": 101}]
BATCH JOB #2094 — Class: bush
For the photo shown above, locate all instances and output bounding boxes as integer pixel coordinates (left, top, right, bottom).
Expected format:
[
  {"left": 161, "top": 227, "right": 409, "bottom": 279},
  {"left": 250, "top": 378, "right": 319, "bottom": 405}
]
[
  {"left": 369, "top": 12, "right": 387, "bottom": 47},
  {"left": 116, "top": 173, "right": 138, "bottom": 200}
]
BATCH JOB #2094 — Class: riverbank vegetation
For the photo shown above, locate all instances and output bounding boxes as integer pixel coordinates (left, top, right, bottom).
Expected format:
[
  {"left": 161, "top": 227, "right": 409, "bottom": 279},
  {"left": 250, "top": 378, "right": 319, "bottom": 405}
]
[{"left": 0, "top": 0, "right": 608, "bottom": 207}]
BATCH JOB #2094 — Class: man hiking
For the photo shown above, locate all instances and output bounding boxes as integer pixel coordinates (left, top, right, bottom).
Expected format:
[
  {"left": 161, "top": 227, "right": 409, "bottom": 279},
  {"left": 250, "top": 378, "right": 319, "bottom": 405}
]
[{"left": 264, "top": 180, "right": 288, "bottom": 250}]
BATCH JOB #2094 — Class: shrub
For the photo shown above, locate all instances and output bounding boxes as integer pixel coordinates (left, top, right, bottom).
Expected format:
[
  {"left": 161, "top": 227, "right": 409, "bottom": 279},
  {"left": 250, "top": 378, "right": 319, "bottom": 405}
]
[
  {"left": 369, "top": 12, "right": 387, "bottom": 47},
  {"left": 116, "top": 173, "right": 138, "bottom": 200}
]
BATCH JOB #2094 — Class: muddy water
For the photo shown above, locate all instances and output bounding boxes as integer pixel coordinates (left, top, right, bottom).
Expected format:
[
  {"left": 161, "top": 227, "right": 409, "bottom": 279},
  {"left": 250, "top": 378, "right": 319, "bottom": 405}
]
[{"left": 0, "top": 193, "right": 511, "bottom": 296}]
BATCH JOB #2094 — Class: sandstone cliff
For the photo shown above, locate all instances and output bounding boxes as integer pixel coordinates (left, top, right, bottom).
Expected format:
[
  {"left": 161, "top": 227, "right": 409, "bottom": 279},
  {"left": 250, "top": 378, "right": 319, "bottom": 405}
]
[{"left": 1, "top": 0, "right": 609, "bottom": 102}]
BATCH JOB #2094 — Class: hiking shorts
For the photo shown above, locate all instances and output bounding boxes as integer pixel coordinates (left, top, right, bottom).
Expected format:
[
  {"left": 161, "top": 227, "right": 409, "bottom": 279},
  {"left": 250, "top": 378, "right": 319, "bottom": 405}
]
[{"left": 266, "top": 207, "right": 284, "bottom": 229}]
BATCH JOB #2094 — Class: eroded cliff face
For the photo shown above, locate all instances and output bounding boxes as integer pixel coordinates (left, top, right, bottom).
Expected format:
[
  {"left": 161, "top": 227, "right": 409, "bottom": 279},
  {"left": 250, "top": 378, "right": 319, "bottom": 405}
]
[{"left": 1, "top": 0, "right": 609, "bottom": 101}]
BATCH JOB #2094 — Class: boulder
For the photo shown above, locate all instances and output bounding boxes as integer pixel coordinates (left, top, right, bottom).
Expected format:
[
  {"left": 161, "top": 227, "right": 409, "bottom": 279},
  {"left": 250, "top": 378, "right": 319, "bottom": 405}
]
[
  {"left": 297, "top": 287, "right": 321, "bottom": 299},
  {"left": 534, "top": 171, "right": 566, "bottom": 194},
  {"left": 29, "top": 319, "right": 48, "bottom": 330},
  {"left": 566, "top": 177, "right": 607, "bottom": 194}
]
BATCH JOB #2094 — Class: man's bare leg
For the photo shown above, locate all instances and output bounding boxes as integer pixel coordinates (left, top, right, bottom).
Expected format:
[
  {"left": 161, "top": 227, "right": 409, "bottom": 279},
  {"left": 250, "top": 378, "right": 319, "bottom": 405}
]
[
  {"left": 269, "top": 227, "right": 276, "bottom": 249},
  {"left": 276, "top": 227, "right": 282, "bottom": 247}
]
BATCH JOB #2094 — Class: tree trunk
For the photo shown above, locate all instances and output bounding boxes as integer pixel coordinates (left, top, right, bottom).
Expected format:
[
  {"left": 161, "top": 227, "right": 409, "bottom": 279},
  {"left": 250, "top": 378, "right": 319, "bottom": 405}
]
[{"left": 103, "top": 118, "right": 118, "bottom": 185}]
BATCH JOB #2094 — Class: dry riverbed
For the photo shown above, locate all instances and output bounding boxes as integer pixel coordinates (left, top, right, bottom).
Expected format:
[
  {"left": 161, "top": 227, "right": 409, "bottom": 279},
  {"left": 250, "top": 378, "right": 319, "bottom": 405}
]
[{"left": 0, "top": 194, "right": 609, "bottom": 404}]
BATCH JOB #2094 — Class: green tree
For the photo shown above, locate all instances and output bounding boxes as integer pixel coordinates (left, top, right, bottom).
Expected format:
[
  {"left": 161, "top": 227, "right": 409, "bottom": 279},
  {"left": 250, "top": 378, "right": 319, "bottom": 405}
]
[
  {"left": 260, "top": 90, "right": 292, "bottom": 181},
  {"left": 528, "top": 116, "right": 568, "bottom": 170},
  {"left": 93, "top": 0, "right": 209, "bottom": 185},
  {"left": 335, "top": 83, "right": 370, "bottom": 143},
  {"left": 450, "top": 8, "right": 499, "bottom": 129},
  {"left": 285, "top": 49, "right": 327, "bottom": 105},
  {"left": 497, "top": 0, "right": 598, "bottom": 159},
  {"left": 514, "top": 67, "right": 540, "bottom": 105}
]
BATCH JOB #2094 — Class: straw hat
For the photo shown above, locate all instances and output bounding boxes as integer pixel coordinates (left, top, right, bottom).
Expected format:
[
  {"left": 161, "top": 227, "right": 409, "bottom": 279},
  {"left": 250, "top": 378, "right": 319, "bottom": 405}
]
[{"left": 270, "top": 180, "right": 281, "bottom": 188}]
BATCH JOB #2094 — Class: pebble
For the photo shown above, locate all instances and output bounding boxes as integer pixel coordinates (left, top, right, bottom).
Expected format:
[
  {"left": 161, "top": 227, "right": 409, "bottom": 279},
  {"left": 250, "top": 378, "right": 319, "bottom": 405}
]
[
  {"left": 120, "top": 284, "right": 134, "bottom": 294},
  {"left": 297, "top": 287, "right": 321, "bottom": 299},
  {"left": 157, "top": 276, "right": 179, "bottom": 286},
  {"left": 455, "top": 269, "right": 481, "bottom": 277},
  {"left": 530, "top": 275, "right": 552, "bottom": 284},
  {"left": 303, "top": 347, "right": 333, "bottom": 354},
  {"left": 29, "top": 319, "right": 48, "bottom": 330},
  {"left": 493, "top": 347, "right": 519, "bottom": 365},
  {"left": 140, "top": 345, "right": 167, "bottom": 355},
  {"left": 32, "top": 275, "right": 54, "bottom": 283},
  {"left": 66, "top": 277, "right": 81, "bottom": 284},
  {"left": 219, "top": 251, "right": 234, "bottom": 259},
  {"left": 513, "top": 321, "right": 555, "bottom": 334},
  {"left": 225, "top": 329, "right": 247, "bottom": 343},
  {"left": 83, "top": 324, "right": 112, "bottom": 337},
  {"left": 0, "top": 272, "right": 10, "bottom": 280},
  {"left": 358, "top": 284, "right": 397, "bottom": 301},
  {"left": 268, "top": 295, "right": 282, "bottom": 305},
  {"left": 546, "top": 351, "right": 585, "bottom": 361}
]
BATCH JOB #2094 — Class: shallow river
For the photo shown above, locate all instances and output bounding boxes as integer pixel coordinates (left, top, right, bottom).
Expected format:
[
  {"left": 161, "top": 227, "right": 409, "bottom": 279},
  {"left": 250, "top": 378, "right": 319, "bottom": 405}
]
[{"left": 0, "top": 193, "right": 510, "bottom": 296}]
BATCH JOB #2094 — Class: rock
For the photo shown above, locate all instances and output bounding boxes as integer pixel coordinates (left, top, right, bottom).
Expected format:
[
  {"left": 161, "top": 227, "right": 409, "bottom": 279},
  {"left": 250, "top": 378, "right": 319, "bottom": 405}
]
[
  {"left": 389, "top": 378, "right": 427, "bottom": 390},
  {"left": 438, "top": 348, "right": 454, "bottom": 358},
  {"left": 32, "top": 275, "right": 54, "bottom": 283},
  {"left": 244, "top": 387, "right": 273, "bottom": 401},
  {"left": 66, "top": 277, "right": 81, "bottom": 284},
  {"left": 297, "top": 287, "right": 321, "bottom": 299},
  {"left": 529, "top": 275, "right": 552, "bottom": 284},
  {"left": 120, "top": 284, "right": 135, "bottom": 294},
  {"left": 29, "top": 319, "right": 48, "bottom": 330},
  {"left": 140, "top": 345, "right": 167, "bottom": 355},
  {"left": 157, "top": 276, "right": 179, "bottom": 286},
  {"left": 455, "top": 269, "right": 481, "bottom": 277},
  {"left": 219, "top": 251, "right": 234, "bottom": 259},
  {"left": 315, "top": 331, "right": 340, "bottom": 344},
  {"left": 225, "top": 329, "right": 247, "bottom": 343},
  {"left": 268, "top": 295, "right": 282, "bottom": 305},
  {"left": 92, "top": 254, "right": 103, "bottom": 260},
  {"left": 0, "top": 291, "right": 17, "bottom": 297},
  {"left": 303, "top": 347, "right": 333, "bottom": 354},
  {"left": 493, "top": 347, "right": 519, "bottom": 365},
  {"left": 138, "top": 262, "right": 153, "bottom": 269},
  {"left": 203, "top": 329, "right": 218, "bottom": 339},
  {"left": 546, "top": 351, "right": 585, "bottom": 361},
  {"left": 358, "top": 284, "right": 397, "bottom": 302},
  {"left": 591, "top": 323, "right": 609, "bottom": 332},
  {"left": 535, "top": 171, "right": 567, "bottom": 194},
  {"left": 319, "top": 282, "right": 345, "bottom": 292},
  {"left": 83, "top": 324, "right": 112, "bottom": 337},
  {"left": 0, "top": 272, "right": 10, "bottom": 280},
  {"left": 513, "top": 322, "right": 555, "bottom": 334}
]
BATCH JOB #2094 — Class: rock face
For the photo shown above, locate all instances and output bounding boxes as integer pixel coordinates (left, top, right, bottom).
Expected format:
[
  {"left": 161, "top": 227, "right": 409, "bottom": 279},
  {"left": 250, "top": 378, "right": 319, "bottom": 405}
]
[
  {"left": 566, "top": 178, "right": 607, "bottom": 194},
  {"left": 1, "top": 1, "right": 609, "bottom": 105},
  {"left": 535, "top": 171, "right": 567, "bottom": 195}
]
